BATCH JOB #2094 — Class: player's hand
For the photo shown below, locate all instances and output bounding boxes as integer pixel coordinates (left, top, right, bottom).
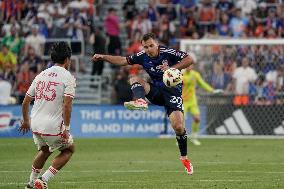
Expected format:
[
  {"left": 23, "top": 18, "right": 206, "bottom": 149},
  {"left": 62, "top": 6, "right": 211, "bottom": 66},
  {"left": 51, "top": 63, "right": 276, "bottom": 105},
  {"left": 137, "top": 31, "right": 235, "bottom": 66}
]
[
  {"left": 160, "top": 64, "right": 170, "bottom": 71},
  {"left": 92, "top": 54, "right": 104, "bottom": 62},
  {"left": 213, "top": 89, "right": 224, "bottom": 94},
  {"left": 18, "top": 120, "right": 31, "bottom": 135},
  {"left": 61, "top": 129, "right": 70, "bottom": 144}
]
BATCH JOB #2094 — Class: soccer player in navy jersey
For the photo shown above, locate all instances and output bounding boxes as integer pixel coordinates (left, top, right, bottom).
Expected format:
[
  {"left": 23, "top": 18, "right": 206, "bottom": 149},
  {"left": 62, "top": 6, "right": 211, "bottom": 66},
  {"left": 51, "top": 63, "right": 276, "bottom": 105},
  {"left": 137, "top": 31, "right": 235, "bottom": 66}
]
[{"left": 92, "top": 33, "right": 195, "bottom": 175}]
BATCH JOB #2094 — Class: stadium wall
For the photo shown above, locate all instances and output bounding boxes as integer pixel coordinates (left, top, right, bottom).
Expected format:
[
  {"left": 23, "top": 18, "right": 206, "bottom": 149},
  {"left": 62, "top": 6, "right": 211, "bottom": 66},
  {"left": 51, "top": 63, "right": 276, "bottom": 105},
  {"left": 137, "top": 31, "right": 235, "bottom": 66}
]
[
  {"left": 0, "top": 105, "right": 177, "bottom": 138},
  {"left": 0, "top": 105, "right": 283, "bottom": 137}
]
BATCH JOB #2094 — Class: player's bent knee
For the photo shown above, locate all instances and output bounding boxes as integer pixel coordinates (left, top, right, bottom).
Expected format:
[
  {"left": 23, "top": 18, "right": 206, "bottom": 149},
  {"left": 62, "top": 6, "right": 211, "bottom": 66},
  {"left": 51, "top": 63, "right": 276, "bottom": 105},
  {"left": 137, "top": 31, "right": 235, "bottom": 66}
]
[
  {"left": 41, "top": 146, "right": 51, "bottom": 154},
  {"left": 173, "top": 124, "right": 184, "bottom": 135},
  {"left": 69, "top": 144, "right": 75, "bottom": 154},
  {"left": 62, "top": 144, "right": 75, "bottom": 154}
]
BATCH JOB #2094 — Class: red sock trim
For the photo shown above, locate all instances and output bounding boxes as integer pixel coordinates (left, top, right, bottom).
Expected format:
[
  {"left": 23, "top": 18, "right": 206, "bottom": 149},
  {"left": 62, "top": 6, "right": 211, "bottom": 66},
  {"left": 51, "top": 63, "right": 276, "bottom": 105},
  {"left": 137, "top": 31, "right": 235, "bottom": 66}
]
[
  {"left": 48, "top": 166, "right": 58, "bottom": 175},
  {"left": 32, "top": 166, "right": 41, "bottom": 173}
]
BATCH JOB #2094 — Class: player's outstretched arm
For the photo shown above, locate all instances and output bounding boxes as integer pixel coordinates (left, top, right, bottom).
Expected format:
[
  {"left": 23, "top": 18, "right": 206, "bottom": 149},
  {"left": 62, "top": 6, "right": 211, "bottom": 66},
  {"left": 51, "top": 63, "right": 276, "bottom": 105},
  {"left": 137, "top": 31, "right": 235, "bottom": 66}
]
[
  {"left": 92, "top": 54, "right": 128, "bottom": 66},
  {"left": 172, "top": 55, "right": 195, "bottom": 71},
  {"left": 196, "top": 72, "right": 224, "bottom": 94},
  {"left": 19, "top": 95, "right": 33, "bottom": 135},
  {"left": 196, "top": 72, "right": 214, "bottom": 93}
]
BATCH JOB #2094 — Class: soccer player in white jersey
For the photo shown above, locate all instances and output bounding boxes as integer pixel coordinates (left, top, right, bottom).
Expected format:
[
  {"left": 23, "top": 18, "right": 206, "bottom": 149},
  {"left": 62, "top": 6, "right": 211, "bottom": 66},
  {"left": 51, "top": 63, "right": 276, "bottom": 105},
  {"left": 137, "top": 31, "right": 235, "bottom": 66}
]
[{"left": 19, "top": 42, "right": 76, "bottom": 189}]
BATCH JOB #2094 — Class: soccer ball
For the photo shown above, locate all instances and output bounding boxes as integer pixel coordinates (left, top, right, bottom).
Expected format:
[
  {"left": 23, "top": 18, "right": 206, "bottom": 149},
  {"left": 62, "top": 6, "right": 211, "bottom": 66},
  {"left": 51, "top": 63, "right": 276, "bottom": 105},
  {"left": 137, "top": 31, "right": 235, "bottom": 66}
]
[{"left": 163, "top": 68, "right": 183, "bottom": 87}]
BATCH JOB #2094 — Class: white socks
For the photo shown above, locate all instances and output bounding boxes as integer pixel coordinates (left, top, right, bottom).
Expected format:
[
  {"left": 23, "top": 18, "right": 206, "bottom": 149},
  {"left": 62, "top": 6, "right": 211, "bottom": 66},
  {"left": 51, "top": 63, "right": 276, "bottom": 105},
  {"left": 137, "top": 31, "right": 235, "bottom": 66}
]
[
  {"left": 29, "top": 166, "right": 41, "bottom": 184},
  {"left": 42, "top": 166, "right": 58, "bottom": 182}
]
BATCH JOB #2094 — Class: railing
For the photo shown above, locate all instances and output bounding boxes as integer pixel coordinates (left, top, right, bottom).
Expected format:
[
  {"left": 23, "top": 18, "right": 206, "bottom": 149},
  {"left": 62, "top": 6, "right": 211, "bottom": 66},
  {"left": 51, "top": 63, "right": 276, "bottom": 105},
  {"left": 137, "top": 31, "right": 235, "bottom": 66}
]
[
  {"left": 198, "top": 93, "right": 284, "bottom": 105},
  {"left": 74, "top": 75, "right": 103, "bottom": 104},
  {"left": 42, "top": 55, "right": 80, "bottom": 75},
  {"left": 43, "top": 38, "right": 85, "bottom": 56}
]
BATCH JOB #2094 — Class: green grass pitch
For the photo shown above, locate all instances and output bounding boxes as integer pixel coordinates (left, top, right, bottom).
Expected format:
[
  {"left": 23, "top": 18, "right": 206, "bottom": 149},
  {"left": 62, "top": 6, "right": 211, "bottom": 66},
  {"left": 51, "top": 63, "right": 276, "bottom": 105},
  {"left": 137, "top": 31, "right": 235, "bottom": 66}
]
[{"left": 0, "top": 138, "right": 283, "bottom": 189}]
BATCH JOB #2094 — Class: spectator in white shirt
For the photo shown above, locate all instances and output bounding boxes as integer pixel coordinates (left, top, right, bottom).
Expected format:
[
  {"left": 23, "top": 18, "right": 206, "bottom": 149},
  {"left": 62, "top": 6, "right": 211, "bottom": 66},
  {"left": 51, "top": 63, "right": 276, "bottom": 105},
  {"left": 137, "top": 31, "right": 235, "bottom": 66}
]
[
  {"left": 236, "top": 0, "right": 257, "bottom": 17},
  {"left": 25, "top": 25, "right": 46, "bottom": 56},
  {"left": 0, "top": 75, "right": 12, "bottom": 105},
  {"left": 232, "top": 57, "right": 257, "bottom": 95}
]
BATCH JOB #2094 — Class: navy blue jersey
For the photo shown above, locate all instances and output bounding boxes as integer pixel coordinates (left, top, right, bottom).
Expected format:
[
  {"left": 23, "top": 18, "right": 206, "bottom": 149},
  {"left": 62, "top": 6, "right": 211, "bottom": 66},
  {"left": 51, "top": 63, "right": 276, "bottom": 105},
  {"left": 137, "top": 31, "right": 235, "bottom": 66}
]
[{"left": 126, "top": 46, "right": 188, "bottom": 88}]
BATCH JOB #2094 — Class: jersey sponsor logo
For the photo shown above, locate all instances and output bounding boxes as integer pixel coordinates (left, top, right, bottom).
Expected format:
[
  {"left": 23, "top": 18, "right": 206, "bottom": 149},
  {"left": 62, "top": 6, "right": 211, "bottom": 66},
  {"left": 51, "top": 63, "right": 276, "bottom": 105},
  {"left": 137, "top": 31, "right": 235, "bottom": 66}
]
[{"left": 215, "top": 109, "right": 253, "bottom": 135}]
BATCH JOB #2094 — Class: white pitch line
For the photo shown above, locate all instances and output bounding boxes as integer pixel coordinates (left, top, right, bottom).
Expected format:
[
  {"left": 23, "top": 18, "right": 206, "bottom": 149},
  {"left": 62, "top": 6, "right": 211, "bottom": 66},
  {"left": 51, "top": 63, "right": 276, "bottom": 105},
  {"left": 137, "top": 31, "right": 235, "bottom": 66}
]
[
  {"left": 48, "top": 161, "right": 284, "bottom": 166},
  {"left": 0, "top": 171, "right": 30, "bottom": 173},
  {"left": 0, "top": 182, "right": 26, "bottom": 185},
  {"left": 198, "top": 162, "right": 284, "bottom": 165},
  {"left": 0, "top": 179, "right": 257, "bottom": 185},
  {"left": 212, "top": 171, "right": 284, "bottom": 174},
  {"left": 61, "top": 179, "right": 256, "bottom": 182},
  {"left": 1, "top": 160, "right": 284, "bottom": 166},
  {"left": 1, "top": 170, "right": 284, "bottom": 174}
]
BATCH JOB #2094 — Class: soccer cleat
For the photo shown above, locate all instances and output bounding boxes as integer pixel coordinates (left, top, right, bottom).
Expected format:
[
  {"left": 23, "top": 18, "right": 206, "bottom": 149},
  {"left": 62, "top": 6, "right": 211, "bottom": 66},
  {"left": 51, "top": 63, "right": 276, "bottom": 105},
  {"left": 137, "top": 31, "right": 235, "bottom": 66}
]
[
  {"left": 180, "top": 158, "right": 193, "bottom": 175},
  {"left": 34, "top": 177, "right": 48, "bottom": 189},
  {"left": 191, "top": 138, "right": 201, "bottom": 146},
  {"left": 25, "top": 183, "right": 34, "bottom": 189},
  {"left": 124, "top": 98, "right": 148, "bottom": 111}
]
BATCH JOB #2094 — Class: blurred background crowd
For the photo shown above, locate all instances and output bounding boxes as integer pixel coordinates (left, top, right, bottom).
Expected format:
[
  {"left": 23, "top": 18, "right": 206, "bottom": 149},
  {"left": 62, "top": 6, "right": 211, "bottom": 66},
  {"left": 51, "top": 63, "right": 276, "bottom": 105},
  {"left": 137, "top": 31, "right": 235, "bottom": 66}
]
[{"left": 0, "top": 0, "right": 283, "bottom": 106}]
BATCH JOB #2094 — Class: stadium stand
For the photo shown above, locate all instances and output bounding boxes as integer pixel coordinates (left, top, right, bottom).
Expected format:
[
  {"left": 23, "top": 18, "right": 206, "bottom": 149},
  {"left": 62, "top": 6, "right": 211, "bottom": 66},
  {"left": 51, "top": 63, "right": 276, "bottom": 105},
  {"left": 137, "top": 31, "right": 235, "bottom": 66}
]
[{"left": 0, "top": 0, "right": 283, "bottom": 105}]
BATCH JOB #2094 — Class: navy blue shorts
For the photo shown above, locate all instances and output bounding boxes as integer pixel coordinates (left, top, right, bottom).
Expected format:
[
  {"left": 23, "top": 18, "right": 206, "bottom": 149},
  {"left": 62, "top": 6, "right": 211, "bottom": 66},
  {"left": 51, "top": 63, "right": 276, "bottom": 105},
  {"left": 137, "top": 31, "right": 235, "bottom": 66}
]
[{"left": 145, "top": 83, "right": 184, "bottom": 116}]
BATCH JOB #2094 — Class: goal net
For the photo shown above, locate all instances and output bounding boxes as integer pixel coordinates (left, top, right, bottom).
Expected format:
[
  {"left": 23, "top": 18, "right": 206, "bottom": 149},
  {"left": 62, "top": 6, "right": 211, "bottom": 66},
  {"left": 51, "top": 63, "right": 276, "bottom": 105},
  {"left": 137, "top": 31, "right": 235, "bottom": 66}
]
[{"left": 179, "top": 39, "right": 284, "bottom": 136}]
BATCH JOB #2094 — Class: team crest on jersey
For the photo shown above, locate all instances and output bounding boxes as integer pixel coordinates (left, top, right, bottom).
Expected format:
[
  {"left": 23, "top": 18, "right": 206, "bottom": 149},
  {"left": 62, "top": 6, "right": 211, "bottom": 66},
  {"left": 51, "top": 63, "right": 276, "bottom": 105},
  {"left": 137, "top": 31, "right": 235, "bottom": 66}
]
[
  {"left": 162, "top": 59, "right": 169, "bottom": 66},
  {"left": 156, "top": 60, "right": 169, "bottom": 72}
]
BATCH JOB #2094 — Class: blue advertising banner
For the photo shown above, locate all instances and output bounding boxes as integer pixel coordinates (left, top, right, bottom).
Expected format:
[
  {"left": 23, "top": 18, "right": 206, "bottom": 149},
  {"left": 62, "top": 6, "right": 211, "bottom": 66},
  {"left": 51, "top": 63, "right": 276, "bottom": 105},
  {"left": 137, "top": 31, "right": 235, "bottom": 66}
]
[
  {"left": 0, "top": 105, "right": 207, "bottom": 138},
  {"left": 167, "top": 106, "right": 207, "bottom": 135},
  {"left": 71, "top": 105, "right": 167, "bottom": 138},
  {"left": 0, "top": 105, "right": 27, "bottom": 138}
]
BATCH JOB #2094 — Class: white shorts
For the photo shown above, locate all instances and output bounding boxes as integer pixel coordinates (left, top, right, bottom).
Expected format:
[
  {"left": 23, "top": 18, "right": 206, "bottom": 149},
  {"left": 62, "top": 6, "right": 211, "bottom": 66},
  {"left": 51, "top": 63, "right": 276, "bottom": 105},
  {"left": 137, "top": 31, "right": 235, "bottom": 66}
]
[{"left": 33, "top": 133, "right": 74, "bottom": 152}]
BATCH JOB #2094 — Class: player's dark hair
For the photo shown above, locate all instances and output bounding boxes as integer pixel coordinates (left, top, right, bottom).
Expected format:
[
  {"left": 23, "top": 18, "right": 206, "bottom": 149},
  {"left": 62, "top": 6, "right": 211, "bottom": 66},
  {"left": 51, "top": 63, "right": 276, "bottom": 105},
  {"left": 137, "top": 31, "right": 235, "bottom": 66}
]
[
  {"left": 50, "top": 42, "right": 72, "bottom": 64},
  {"left": 141, "top": 33, "right": 157, "bottom": 43}
]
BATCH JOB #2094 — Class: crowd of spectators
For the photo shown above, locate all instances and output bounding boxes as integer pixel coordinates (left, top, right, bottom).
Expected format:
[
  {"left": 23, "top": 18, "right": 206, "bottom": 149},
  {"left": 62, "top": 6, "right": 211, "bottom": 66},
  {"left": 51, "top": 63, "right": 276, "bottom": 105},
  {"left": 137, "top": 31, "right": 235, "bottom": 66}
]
[
  {"left": 0, "top": 0, "right": 284, "bottom": 105},
  {"left": 117, "top": 0, "right": 284, "bottom": 105},
  {"left": 194, "top": 44, "right": 284, "bottom": 105},
  {"left": 0, "top": 0, "right": 95, "bottom": 104},
  {"left": 122, "top": 0, "right": 284, "bottom": 45}
]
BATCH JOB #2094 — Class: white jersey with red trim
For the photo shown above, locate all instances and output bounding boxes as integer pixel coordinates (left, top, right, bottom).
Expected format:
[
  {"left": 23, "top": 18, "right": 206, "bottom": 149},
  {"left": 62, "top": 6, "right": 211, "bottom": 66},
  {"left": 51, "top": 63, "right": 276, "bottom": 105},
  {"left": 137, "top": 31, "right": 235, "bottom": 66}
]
[{"left": 26, "top": 66, "right": 76, "bottom": 135}]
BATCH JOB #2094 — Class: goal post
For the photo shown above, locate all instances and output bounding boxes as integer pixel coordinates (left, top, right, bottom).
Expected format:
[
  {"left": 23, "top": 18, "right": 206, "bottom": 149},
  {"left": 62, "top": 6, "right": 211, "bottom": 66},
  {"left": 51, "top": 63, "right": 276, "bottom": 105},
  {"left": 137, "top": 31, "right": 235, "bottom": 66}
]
[
  {"left": 180, "top": 39, "right": 284, "bottom": 50},
  {"left": 179, "top": 38, "right": 284, "bottom": 136}
]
